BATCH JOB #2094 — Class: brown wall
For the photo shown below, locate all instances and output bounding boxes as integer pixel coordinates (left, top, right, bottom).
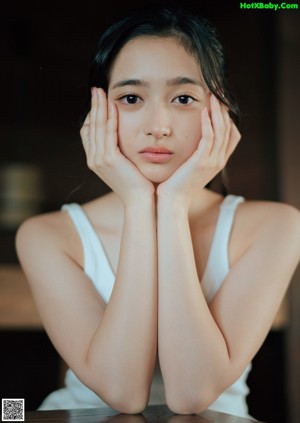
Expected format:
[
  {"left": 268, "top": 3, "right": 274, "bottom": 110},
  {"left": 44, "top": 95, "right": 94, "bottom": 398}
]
[{"left": 277, "top": 11, "right": 300, "bottom": 423}]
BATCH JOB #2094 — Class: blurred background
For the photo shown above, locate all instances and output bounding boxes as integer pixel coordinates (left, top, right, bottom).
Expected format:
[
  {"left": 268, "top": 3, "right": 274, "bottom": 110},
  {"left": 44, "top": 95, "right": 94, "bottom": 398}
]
[{"left": 0, "top": 0, "right": 299, "bottom": 422}]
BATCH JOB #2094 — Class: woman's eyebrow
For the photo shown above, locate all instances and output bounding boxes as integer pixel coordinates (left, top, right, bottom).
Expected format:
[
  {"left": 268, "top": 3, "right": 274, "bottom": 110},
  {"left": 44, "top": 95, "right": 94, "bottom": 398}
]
[
  {"left": 110, "top": 76, "right": 204, "bottom": 90},
  {"left": 166, "top": 76, "right": 204, "bottom": 88},
  {"left": 111, "top": 79, "right": 150, "bottom": 89}
]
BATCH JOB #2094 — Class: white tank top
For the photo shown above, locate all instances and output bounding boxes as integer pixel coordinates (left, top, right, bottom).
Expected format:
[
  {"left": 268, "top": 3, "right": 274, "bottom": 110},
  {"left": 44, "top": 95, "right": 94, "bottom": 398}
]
[{"left": 38, "top": 194, "right": 252, "bottom": 418}]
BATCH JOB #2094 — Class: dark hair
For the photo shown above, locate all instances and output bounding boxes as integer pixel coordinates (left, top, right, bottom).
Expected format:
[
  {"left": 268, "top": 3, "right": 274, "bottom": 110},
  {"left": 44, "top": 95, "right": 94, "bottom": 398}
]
[
  {"left": 88, "top": 5, "right": 240, "bottom": 128},
  {"left": 84, "top": 5, "right": 240, "bottom": 195}
]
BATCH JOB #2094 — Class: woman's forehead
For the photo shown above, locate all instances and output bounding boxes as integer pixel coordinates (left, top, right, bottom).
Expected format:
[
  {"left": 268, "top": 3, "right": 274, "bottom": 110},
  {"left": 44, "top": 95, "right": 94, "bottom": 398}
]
[{"left": 109, "top": 36, "right": 204, "bottom": 86}]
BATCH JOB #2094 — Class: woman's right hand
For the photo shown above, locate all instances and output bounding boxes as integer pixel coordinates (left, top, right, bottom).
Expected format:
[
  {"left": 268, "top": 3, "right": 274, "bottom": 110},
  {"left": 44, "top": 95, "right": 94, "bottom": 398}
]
[{"left": 80, "top": 87, "right": 154, "bottom": 206}]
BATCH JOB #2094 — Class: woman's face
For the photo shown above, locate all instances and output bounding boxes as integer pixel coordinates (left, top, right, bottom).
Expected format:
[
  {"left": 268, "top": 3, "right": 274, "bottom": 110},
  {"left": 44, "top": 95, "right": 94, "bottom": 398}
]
[{"left": 108, "top": 36, "right": 210, "bottom": 183}]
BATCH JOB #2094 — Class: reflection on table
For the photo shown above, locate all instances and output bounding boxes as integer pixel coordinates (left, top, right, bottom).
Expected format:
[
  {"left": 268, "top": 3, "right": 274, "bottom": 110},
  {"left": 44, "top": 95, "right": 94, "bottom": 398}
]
[{"left": 25, "top": 404, "right": 264, "bottom": 422}]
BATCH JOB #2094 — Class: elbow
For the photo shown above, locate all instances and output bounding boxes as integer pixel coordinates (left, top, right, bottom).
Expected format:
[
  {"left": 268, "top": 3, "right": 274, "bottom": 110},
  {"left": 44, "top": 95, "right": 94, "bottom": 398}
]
[
  {"left": 82, "top": 357, "right": 150, "bottom": 414},
  {"left": 93, "top": 383, "right": 149, "bottom": 414},
  {"left": 165, "top": 385, "right": 220, "bottom": 415},
  {"left": 107, "top": 396, "right": 148, "bottom": 415}
]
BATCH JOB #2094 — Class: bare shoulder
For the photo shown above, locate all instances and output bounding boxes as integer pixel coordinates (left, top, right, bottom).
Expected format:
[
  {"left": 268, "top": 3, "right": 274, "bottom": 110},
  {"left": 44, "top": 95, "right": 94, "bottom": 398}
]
[
  {"left": 239, "top": 199, "right": 300, "bottom": 232},
  {"left": 233, "top": 198, "right": 300, "bottom": 259},
  {"left": 16, "top": 208, "right": 82, "bottom": 267},
  {"left": 15, "top": 192, "right": 120, "bottom": 270}
]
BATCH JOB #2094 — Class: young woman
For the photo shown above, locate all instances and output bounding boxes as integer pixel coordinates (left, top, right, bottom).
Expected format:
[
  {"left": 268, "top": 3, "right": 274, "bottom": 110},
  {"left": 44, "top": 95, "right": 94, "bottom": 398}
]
[{"left": 16, "top": 5, "right": 300, "bottom": 418}]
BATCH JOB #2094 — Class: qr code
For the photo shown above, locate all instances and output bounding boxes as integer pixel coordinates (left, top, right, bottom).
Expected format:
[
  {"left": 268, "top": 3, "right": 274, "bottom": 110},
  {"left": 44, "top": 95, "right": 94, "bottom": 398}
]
[{"left": 1, "top": 399, "right": 25, "bottom": 421}]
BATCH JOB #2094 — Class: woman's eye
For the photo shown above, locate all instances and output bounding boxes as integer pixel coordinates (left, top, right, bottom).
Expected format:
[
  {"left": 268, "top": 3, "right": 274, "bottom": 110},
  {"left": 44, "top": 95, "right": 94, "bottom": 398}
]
[
  {"left": 120, "top": 95, "right": 141, "bottom": 104},
  {"left": 174, "top": 95, "right": 195, "bottom": 105}
]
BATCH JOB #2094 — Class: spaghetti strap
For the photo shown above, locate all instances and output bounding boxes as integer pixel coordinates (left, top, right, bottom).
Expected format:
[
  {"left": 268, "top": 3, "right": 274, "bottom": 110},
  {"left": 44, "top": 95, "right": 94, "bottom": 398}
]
[
  {"left": 62, "top": 203, "right": 115, "bottom": 303},
  {"left": 201, "top": 195, "right": 245, "bottom": 302}
]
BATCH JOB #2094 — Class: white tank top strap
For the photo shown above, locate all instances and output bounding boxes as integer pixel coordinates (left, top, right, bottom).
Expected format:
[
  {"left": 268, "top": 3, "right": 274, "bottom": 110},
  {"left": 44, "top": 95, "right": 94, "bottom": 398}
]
[
  {"left": 214, "top": 194, "right": 245, "bottom": 257},
  {"left": 61, "top": 203, "right": 115, "bottom": 302},
  {"left": 201, "top": 194, "right": 245, "bottom": 303}
]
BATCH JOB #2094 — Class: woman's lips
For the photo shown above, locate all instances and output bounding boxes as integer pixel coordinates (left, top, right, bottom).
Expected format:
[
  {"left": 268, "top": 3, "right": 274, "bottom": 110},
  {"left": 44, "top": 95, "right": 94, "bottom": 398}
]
[{"left": 139, "top": 147, "right": 173, "bottom": 163}]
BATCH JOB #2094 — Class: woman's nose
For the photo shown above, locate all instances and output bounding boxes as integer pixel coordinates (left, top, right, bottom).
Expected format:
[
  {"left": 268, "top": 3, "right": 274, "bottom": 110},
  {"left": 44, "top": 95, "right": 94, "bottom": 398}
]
[{"left": 143, "top": 105, "right": 171, "bottom": 140}]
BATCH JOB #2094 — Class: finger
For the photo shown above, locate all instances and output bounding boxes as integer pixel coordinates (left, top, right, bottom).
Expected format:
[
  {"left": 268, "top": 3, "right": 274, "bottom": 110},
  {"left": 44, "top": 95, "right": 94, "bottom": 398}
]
[
  {"left": 94, "top": 88, "right": 108, "bottom": 159},
  {"left": 87, "top": 87, "right": 98, "bottom": 161},
  {"left": 80, "top": 113, "right": 91, "bottom": 154},
  {"left": 197, "top": 106, "right": 214, "bottom": 157},
  {"left": 96, "top": 88, "right": 108, "bottom": 126},
  {"left": 218, "top": 104, "right": 231, "bottom": 157},
  {"left": 105, "top": 101, "right": 118, "bottom": 155},
  {"left": 225, "top": 121, "right": 241, "bottom": 158},
  {"left": 89, "top": 87, "right": 97, "bottom": 146},
  {"left": 209, "top": 94, "right": 226, "bottom": 155}
]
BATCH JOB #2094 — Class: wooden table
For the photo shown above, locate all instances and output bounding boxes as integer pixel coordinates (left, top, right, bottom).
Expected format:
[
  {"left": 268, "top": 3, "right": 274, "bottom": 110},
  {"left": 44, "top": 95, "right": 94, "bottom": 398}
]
[{"left": 25, "top": 405, "right": 264, "bottom": 422}]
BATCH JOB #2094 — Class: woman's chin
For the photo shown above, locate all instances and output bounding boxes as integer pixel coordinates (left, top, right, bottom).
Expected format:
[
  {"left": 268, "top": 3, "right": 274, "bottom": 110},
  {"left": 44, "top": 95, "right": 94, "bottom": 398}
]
[{"left": 140, "top": 166, "right": 175, "bottom": 184}]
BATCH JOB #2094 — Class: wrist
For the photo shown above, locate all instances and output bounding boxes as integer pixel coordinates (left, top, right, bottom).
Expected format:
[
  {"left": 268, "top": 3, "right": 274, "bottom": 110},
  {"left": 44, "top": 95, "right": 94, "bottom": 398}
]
[
  {"left": 124, "top": 194, "right": 155, "bottom": 213},
  {"left": 157, "top": 194, "right": 189, "bottom": 216},
  {"left": 156, "top": 184, "right": 191, "bottom": 211},
  {"left": 122, "top": 185, "right": 155, "bottom": 208}
]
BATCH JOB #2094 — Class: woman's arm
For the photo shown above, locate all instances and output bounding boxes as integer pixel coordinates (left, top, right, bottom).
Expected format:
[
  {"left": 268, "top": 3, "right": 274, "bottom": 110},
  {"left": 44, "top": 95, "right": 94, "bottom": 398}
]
[
  {"left": 17, "top": 201, "right": 157, "bottom": 413},
  {"left": 157, "top": 197, "right": 300, "bottom": 414},
  {"left": 16, "top": 88, "right": 157, "bottom": 413},
  {"left": 85, "top": 197, "right": 157, "bottom": 411},
  {"left": 156, "top": 95, "right": 300, "bottom": 413}
]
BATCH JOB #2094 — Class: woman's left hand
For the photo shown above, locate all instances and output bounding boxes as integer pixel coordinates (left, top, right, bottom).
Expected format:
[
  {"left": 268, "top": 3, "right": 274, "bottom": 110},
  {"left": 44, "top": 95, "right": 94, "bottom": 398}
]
[{"left": 156, "top": 94, "right": 241, "bottom": 209}]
